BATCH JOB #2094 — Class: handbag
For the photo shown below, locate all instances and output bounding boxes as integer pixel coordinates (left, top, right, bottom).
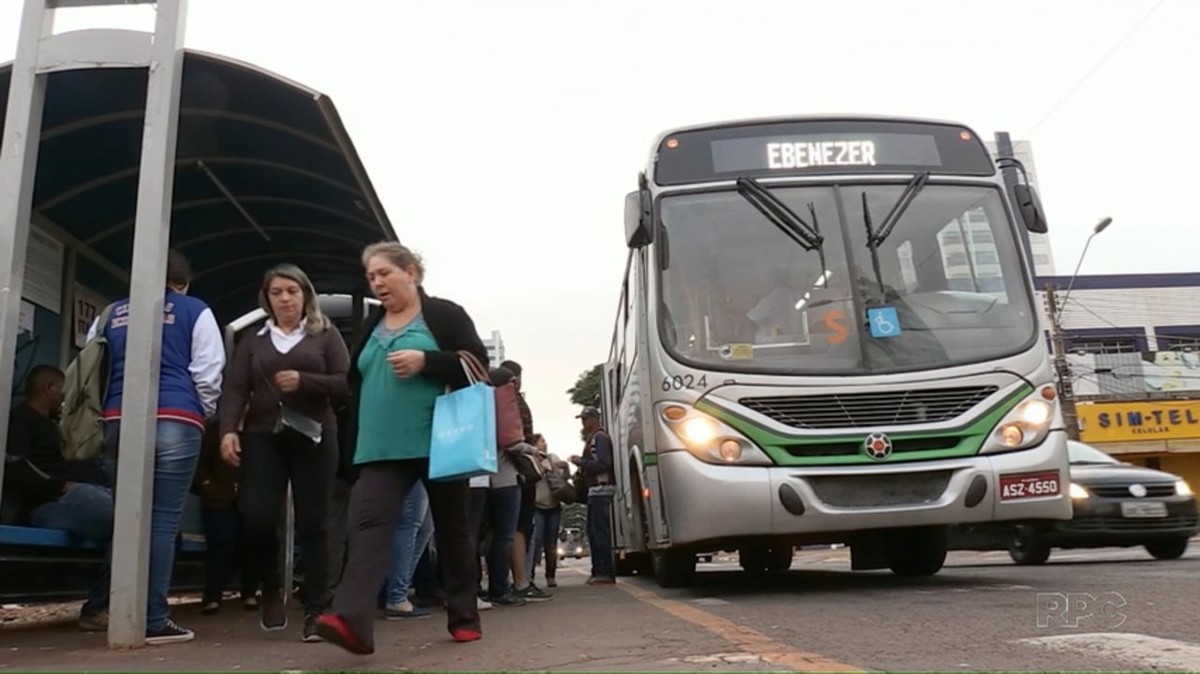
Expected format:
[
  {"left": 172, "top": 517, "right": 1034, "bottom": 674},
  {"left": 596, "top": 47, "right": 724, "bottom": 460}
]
[
  {"left": 458, "top": 350, "right": 524, "bottom": 450},
  {"left": 428, "top": 353, "right": 499, "bottom": 481},
  {"left": 255, "top": 351, "right": 323, "bottom": 444},
  {"left": 275, "top": 405, "right": 323, "bottom": 444},
  {"left": 509, "top": 444, "right": 543, "bottom": 484}
]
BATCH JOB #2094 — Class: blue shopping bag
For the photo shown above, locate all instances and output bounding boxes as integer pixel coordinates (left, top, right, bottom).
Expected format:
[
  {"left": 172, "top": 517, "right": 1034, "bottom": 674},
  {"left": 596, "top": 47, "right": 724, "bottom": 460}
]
[{"left": 428, "top": 355, "right": 498, "bottom": 481}]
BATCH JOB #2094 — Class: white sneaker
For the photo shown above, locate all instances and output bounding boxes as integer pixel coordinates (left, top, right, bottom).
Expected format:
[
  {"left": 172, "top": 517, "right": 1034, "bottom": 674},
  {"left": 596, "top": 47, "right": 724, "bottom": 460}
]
[{"left": 477, "top": 597, "right": 493, "bottom": 611}]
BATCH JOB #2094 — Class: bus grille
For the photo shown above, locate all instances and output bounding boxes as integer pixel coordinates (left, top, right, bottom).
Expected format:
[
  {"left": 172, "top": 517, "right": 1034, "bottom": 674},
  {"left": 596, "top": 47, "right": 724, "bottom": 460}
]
[
  {"left": 740, "top": 386, "right": 998, "bottom": 429},
  {"left": 806, "top": 471, "right": 952, "bottom": 508}
]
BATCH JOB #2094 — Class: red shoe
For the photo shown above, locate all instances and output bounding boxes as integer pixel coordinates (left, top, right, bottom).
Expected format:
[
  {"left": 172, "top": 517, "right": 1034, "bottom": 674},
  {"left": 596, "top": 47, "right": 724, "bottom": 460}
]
[
  {"left": 452, "top": 628, "right": 482, "bottom": 643},
  {"left": 314, "top": 614, "right": 373, "bottom": 655}
]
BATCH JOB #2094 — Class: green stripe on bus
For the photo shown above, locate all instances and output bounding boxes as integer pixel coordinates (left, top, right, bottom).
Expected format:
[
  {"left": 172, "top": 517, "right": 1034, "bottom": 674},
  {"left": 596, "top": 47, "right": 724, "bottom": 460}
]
[
  {"left": 695, "top": 384, "right": 1033, "bottom": 466},
  {"left": 642, "top": 453, "right": 659, "bottom": 467}
]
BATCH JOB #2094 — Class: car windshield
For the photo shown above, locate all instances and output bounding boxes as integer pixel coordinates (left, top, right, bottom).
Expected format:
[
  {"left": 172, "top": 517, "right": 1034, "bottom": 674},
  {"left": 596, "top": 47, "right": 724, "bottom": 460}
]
[
  {"left": 657, "top": 183, "right": 1038, "bottom": 375},
  {"left": 1067, "top": 441, "right": 1120, "bottom": 465}
]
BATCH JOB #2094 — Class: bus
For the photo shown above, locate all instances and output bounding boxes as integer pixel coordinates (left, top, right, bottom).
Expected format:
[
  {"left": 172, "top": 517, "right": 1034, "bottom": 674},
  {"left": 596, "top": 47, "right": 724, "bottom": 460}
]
[{"left": 601, "top": 116, "right": 1072, "bottom": 587}]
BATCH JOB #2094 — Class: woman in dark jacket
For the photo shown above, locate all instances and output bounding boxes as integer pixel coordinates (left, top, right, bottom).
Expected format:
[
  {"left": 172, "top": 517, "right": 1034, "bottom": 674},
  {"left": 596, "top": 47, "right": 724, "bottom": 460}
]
[
  {"left": 315, "top": 242, "right": 489, "bottom": 653},
  {"left": 217, "top": 264, "right": 351, "bottom": 641}
]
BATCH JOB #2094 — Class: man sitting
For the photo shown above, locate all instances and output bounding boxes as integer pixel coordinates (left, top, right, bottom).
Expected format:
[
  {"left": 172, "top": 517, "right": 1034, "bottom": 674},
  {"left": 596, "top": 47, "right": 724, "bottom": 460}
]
[{"left": 4, "top": 365, "right": 113, "bottom": 542}]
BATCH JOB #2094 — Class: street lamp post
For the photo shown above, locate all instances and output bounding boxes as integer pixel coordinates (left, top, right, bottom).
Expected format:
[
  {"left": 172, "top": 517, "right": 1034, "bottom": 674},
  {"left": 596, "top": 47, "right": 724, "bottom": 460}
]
[
  {"left": 1048, "top": 216, "right": 1113, "bottom": 440},
  {"left": 1056, "top": 217, "right": 1113, "bottom": 323}
]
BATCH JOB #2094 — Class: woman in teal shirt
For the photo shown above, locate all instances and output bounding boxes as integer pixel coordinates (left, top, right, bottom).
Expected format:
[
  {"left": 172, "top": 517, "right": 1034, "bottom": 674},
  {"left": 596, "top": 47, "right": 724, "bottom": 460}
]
[{"left": 315, "top": 242, "right": 490, "bottom": 654}]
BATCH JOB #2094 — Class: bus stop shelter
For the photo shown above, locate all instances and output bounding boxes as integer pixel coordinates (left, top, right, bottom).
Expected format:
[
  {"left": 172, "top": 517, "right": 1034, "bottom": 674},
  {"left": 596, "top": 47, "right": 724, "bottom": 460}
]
[{"left": 0, "top": 0, "right": 394, "bottom": 647}]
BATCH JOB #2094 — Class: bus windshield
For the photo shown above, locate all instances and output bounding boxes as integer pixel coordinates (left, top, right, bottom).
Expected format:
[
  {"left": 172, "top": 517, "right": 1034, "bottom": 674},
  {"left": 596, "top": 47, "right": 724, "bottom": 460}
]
[{"left": 657, "top": 183, "right": 1038, "bottom": 375}]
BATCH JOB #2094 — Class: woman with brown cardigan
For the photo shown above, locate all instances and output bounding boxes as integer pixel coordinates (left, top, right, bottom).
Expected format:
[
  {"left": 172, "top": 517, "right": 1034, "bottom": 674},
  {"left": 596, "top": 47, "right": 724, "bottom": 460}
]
[{"left": 217, "top": 264, "right": 351, "bottom": 642}]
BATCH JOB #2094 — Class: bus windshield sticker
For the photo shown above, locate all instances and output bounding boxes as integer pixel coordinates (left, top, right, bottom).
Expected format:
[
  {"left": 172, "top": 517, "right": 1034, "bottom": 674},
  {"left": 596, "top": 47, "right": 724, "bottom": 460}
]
[
  {"left": 718, "top": 344, "right": 755, "bottom": 360},
  {"left": 867, "top": 306, "right": 901, "bottom": 339}
]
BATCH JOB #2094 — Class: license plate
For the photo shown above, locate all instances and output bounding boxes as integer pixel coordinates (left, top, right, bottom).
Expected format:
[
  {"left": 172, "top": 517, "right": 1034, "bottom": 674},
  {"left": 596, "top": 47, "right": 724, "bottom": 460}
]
[
  {"left": 999, "top": 470, "right": 1062, "bottom": 500},
  {"left": 1120, "top": 501, "right": 1168, "bottom": 518}
]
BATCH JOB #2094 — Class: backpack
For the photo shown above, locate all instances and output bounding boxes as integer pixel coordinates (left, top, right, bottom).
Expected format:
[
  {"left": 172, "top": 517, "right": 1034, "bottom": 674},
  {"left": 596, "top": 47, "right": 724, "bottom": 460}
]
[{"left": 60, "top": 303, "right": 116, "bottom": 461}]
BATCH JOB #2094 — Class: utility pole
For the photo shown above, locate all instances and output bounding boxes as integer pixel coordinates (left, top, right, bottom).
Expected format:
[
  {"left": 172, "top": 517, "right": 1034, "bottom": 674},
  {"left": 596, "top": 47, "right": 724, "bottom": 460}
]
[{"left": 1044, "top": 282, "right": 1079, "bottom": 439}]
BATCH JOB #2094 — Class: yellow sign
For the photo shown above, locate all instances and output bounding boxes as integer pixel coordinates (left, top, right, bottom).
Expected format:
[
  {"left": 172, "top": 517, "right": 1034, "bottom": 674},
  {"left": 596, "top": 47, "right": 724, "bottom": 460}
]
[{"left": 1077, "top": 401, "right": 1200, "bottom": 443}]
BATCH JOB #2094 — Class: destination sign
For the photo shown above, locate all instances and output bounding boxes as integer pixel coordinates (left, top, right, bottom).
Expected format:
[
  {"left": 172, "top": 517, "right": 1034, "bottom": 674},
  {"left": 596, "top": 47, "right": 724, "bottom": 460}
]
[{"left": 654, "top": 119, "right": 995, "bottom": 185}]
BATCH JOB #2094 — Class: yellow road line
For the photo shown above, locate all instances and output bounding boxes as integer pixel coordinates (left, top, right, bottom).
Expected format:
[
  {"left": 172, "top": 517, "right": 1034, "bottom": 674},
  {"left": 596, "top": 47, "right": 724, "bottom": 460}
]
[{"left": 573, "top": 566, "right": 864, "bottom": 672}]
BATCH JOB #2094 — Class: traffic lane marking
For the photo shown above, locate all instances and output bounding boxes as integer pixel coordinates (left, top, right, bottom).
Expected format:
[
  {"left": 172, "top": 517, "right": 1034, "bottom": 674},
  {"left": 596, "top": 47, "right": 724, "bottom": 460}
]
[{"left": 572, "top": 567, "right": 863, "bottom": 673}]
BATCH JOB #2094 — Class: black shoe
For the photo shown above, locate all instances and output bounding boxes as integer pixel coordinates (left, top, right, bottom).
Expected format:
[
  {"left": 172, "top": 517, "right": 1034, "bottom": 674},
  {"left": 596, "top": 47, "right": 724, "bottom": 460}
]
[
  {"left": 146, "top": 619, "right": 194, "bottom": 645},
  {"left": 302, "top": 614, "right": 323, "bottom": 643},
  {"left": 489, "top": 591, "right": 527, "bottom": 607},
  {"left": 260, "top": 594, "right": 287, "bottom": 632},
  {"left": 202, "top": 601, "right": 220, "bottom": 615},
  {"left": 518, "top": 583, "right": 553, "bottom": 602}
]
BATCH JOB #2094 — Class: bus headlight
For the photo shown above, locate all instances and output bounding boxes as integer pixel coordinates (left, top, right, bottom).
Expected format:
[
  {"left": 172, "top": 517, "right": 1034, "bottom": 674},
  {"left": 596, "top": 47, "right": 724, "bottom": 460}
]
[
  {"left": 658, "top": 404, "right": 773, "bottom": 466},
  {"left": 1070, "top": 483, "right": 1090, "bottom": 500},
  {"left": 980, "top": 387, "right": 1058, "bottom": 454},
  {"left": 681, "top": 417, "right": 718, "bottom": 445}
]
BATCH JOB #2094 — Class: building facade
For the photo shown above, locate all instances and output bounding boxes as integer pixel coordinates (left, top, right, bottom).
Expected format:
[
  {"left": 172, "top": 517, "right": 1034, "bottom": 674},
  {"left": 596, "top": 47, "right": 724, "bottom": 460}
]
[
  {"left": 1036, "top": 273, "right": 1200, "bottom": 489},
  {"left": 984, "top": 138, "right": 1057, "bottom": 277},
  {"left": 481, "top": 330, "right": 505, "bottom": 368}
]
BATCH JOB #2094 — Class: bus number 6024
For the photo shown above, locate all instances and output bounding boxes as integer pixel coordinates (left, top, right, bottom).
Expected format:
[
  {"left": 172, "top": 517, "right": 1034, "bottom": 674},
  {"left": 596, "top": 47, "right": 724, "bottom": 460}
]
[{"left": 661, "top": 374, "right": 708, "bottom": 391}]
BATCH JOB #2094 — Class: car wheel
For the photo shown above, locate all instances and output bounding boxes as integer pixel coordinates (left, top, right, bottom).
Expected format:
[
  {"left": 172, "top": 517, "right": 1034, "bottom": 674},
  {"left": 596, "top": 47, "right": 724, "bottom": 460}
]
[
  {"left": 1145, "top": 537, "right": 1189, "bottom": 560},
  {"left": 1008, "top": 526, "right": 1051, "bottom": 565}
]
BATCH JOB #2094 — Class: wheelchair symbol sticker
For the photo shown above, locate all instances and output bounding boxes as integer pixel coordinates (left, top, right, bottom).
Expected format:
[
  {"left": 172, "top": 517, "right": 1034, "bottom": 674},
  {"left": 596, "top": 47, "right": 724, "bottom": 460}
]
[{"left": 867, "top": 307, "right": 902, "bottom": 339}]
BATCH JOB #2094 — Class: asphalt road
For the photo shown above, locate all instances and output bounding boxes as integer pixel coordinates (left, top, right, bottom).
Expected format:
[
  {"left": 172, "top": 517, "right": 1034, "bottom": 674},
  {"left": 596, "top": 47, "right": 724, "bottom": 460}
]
[{"left": 2, "top": 544, "right": 1198, "bottom": 672}]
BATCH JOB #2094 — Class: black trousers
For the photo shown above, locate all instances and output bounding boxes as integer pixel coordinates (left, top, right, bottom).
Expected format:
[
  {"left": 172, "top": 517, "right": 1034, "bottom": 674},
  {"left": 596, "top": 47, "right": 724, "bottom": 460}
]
[
  {"left": 238, "top": 430, "right": 337, "bottom": 614},
  {"left": 325, "top": 477, "right": 353, "bottom": 598},
  {"left": 333, "top": 460, "right": 479, "bottom": 648}
]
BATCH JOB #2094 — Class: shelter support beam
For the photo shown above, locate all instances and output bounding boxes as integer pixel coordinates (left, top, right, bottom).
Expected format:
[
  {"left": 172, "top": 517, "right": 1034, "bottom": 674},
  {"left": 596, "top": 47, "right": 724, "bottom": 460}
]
[
  {"left": 107, "top": 0, "right": 189, "bottom": 649},
  {"left": 0, "top": 0, "right": 56, "bottom": 528}
]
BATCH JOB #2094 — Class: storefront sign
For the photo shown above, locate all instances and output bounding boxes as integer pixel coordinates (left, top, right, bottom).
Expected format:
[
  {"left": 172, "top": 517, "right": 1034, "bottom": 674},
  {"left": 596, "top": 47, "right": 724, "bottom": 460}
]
[{"left": 1077, "top": 401, "right": 1200, "bottom": 443}]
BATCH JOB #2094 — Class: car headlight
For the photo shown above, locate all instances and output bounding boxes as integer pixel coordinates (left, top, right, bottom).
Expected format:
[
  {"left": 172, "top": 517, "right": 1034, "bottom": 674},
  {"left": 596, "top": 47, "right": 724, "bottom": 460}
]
[
  {"left": 1178, "top": 480, "right": 1194, "bottom": 497},
  {"left": 980, "top": 386, "right": 1059, "bottom": 454},
  {"left": 658, "top": 403, "right": 773, "bottom": 466},
  {"left": 1069, "top": 483, "right": 1090, "bottom": 500}
]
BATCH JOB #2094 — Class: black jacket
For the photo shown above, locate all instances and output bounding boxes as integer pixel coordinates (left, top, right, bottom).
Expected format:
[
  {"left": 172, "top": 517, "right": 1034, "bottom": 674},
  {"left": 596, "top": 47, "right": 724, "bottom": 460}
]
[{"left": 337, "top": 288, "right": 489, "bottom": 481}]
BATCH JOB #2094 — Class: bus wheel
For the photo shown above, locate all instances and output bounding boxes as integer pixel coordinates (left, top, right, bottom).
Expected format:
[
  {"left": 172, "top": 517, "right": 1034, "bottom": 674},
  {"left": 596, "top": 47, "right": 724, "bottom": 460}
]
[
  {"left": 652, "top": 549, "right": 696, "bottom": 588},
  {"left": 885, "top": 527, "right": 948, "bottom": 577}
]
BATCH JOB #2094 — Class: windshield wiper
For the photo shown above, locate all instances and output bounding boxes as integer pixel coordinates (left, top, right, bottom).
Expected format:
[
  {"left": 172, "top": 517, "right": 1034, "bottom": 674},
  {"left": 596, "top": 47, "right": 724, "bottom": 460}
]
[
  {"left": 736, "top": 177, "right": 826, "bottom": 276},
  {"left": 862, "top": 172, "right": 930, "bottom": 295}
]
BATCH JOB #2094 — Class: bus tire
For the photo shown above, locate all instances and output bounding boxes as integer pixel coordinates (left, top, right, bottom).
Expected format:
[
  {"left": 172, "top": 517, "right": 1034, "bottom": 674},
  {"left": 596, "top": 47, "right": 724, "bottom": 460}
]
[
  {"left": 885, "top": 526, "right": 948, "bottom": 577},
  {"left": 652, "top": 549, "right": 696, "bottom": 588}
]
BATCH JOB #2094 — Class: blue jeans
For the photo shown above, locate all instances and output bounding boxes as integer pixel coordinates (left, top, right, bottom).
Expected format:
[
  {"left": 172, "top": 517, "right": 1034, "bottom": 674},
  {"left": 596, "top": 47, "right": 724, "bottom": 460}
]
[
  {"left": 30, "top": 483, "right": 114, "bottom": 543},
  {"left": 385, "top": 481, "right": 434, "bottom": 606},
  {"left": 526, "top": 507, "right": 562, "bottom": 580},
  {"left": 85, "top": 420, "right": 202, "bottom": 630},
  {"left": 485, "top": 486, "right": 520, "bottom": 598},
  {"left": 587, "top": 493, "right": 615, "bottom": 579}
]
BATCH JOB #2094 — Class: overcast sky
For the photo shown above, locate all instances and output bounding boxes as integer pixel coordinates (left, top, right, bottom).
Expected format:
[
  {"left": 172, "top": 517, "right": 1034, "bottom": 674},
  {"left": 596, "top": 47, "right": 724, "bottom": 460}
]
[{"left": 2, "top": 0, "right": 1195, "bottom": 456}]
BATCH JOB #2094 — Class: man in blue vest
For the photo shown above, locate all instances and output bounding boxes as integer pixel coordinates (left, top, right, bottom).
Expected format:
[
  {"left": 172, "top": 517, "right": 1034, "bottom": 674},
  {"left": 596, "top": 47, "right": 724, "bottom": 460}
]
[{"left": 81, "top": 249, "right": 225, "bottom": 644}]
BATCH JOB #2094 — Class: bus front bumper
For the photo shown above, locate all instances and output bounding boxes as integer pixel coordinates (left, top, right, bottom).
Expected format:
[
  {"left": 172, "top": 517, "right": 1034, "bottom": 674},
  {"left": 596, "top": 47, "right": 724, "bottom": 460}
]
[{"left": 657, "top": 434, "right": 1072, "bottom": 546}]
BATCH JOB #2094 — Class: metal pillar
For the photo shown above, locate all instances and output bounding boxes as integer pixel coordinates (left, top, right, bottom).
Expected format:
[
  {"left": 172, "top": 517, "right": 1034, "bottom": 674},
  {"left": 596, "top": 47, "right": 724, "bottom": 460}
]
[
  {"left": 1, "top": 2, "right": 188, "bottom": 646},
  {"left": 107, "top": 0, "right": 188, "bottom": 648},
  {"left": 0, "top": 0, "right": 56, "bottom": 526}
]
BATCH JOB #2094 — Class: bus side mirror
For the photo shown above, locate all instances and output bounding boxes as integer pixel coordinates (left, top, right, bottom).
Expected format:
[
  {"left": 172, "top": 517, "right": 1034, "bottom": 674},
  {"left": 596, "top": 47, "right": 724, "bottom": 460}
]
[
  {"left": 1013, "top": 184, "right": 1048, "bottom": 234},
  {"left": 625, "top": 190, "right": 653, "bottom": 248}
]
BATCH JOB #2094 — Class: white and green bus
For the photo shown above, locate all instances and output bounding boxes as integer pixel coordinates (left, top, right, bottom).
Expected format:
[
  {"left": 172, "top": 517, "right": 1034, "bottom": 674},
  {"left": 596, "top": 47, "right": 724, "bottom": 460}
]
[{"left": 601, "top": 116, "right": 1071, "bottom": 587}]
